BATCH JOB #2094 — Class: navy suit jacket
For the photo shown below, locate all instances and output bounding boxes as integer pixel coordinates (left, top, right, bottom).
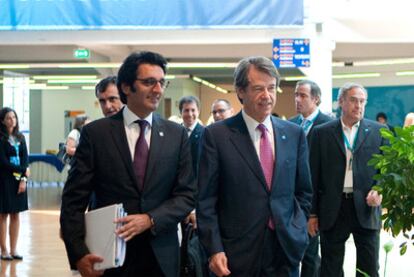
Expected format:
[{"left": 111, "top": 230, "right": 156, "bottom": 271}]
[
  {"left": 309, "top": 118, "right": 386, "bottom": 231},
  {"left": 60, "top": 111, "right": 196, "bottom": 277},
  {"left": 188, "top": 123, "right": 205, "bottom": 177},
  {"left": 197, "top": 112, "right": 312, "bottom": 276}
]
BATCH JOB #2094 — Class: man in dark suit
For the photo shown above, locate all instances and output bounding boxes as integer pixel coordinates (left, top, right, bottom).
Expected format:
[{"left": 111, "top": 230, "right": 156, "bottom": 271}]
[
  {"left": 179, "top": 95, "right": 204, "bottom": 176},
  {"left": 95, "top": 76, "right": 123, "bottom": 117},
  {"left": 289, "top": 80, "right": 332, "bottom": 277},
  {"left": 178, "top": 95, "right": 204, "bottom": 228},
  {"left": 60, "top": 51, "right": 196, "bottom": 277},
  {"left": 197, "top": 56, "right": 312, "bottom": 277},
  {"left": 309, "top": 83, "right": 385, "bottom": 277}
]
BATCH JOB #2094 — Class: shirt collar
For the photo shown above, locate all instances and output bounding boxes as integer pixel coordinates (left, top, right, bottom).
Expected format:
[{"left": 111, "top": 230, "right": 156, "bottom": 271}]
[
  {"left": 242, "top": 110, "right": 272, "bottom": 132},
  {"left": 301, "top": 108, "right": 320, "bottom": 122},
  {"left": 340, "top": 117, "right": 360, "bottom": 131},
  {"left": 123, "top": 106, "right": 153, "bottom": 127},
  {"left": 184, "top": 122, "right": 198, "bottom": 132}
]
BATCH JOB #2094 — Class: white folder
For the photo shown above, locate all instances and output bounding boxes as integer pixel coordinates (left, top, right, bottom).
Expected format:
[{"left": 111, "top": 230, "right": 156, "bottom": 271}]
[{"left": 85, "top": 203, "right": 127, "bottom": 270}]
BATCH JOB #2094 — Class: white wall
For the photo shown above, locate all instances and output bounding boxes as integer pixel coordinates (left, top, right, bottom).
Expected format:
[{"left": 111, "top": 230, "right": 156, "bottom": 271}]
[{"left": 40, "top": 88, "right": 102, "bottom": 153}]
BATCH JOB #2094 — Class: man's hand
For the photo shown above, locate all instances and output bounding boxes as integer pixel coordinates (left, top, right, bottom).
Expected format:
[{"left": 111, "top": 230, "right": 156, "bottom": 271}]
[
  {"left": 184, "top": 212, "right": 197, "bottom": 229},
  {"left": 115, "top": 214, "right": 152, "bottom": 241},
  {"left": 17, "top": 180, "right": 26, "bottom": 194},
  {"left": 76, "top": 254, "right": 104, "bottom": 277},
  {"left": 307, "top": 217, "right": 319, "bottom": 237},
  {"left": 209, "top": 252, "right": 231, "bottom": 277},
  {"left": 366, "top": 190, "right": 382, "bottom": 207}
]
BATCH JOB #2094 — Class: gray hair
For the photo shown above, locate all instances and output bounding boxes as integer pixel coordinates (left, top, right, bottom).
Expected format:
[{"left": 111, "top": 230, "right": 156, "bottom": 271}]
[
  {"left": 296, "top": 80, "right": 322, "bottom": 106},
  {"left": 337, "top": 82, "right": 368, "bottom": 102},
  {"left": 234, "top": 56, "right": 280, "bottom": 92}
]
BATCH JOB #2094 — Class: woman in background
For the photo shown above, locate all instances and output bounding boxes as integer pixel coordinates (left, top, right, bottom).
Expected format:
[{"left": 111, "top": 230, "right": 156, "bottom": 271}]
[
  {"left": 65, "top": 114, "right": 90, "bottom": 157},
  {"left": 0, "top": 107, "right": 29, "bottom": 261}
]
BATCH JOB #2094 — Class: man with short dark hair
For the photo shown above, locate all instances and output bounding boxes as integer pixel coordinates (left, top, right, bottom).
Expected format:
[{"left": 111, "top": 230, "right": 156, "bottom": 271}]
[
  {"left": 197, "top": 56, "right": 312, "bottom": 277},
  {"left": 178, "top": 95, "right": 204, "bottom": 176},
  {"left": 289, "top": 80, "right": 332, "bottom": 277},
  {"left": 60, "top": 51, "right": 196, "bottom": 277},
  {"left": 310, "top": 83, "right": 385, "bottom": 277},
  {"left": 211, "top": 99, "right": 234, "bottom": 122},
  {"left": 95, "top": 76, "right": 123, "bottom": 117}
]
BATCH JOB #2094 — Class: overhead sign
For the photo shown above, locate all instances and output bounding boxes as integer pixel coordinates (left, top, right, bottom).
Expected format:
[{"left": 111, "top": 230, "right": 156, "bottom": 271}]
[
  {"left": 272, "top": 39, "right": 310, "bottom": 68},
  {"left": 74, "top": 49, "right": 90, "bottom": 59},
  {"left": 0, "top": 0, "right": 304, "bottom": 30}
]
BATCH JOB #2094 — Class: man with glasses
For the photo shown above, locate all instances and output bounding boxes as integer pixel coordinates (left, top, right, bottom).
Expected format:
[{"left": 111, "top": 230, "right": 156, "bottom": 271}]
[
  {"left": 309, "top": 83, "right": 384, "bottom": 277},
  {"left": 211, "top": 99, "right": 234, "bottom": 122},
  {"left": 60, "top": 51, "right": 196, "bottom": 277}
]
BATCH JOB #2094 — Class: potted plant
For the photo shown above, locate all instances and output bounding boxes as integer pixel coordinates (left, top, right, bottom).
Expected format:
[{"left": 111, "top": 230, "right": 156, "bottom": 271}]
[{"left": 368, "top": 125, "right": 414, "bottom": 255}]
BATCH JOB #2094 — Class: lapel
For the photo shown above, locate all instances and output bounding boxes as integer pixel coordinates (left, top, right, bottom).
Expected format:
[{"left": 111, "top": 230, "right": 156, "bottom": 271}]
[
  {"left": 229, "top": 113, "right": 268, "bottom": 191},
  {"left": 109, "top": 112, "right": 139, "bottom": 192},
  {"left": 353, "top": 119, "right": 371, "bottom": 154},
  {"left": 144, "top": 115, "right": 165, "bottom": 189},
  {"left": 271, "top": 117, "right": 288, "bottom": 192},
  {"left": 330, "top": 119, "right": 346, "bottom": 156},
  {"left": 189, "top": 123, "right": 202, "bottom": 142}
]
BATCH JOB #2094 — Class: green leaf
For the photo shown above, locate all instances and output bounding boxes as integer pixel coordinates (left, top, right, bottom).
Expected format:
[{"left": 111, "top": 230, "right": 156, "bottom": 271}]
[{"left": 356, "top": 268, "right": 371, "bottom": 277}]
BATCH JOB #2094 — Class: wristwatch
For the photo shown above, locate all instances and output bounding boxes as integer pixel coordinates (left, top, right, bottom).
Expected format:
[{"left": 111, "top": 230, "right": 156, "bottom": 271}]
[{"left": 20, "top": 176, "right": 27, "bottom": 182}]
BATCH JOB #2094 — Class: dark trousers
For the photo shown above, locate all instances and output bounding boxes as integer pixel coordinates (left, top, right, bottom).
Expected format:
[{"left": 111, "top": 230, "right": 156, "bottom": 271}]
[
  {"left": 103, "top": 231, "right": 165, "bottom": 277},
  {"left": 300, "top": 234, "right": 320, "bottom": 277},
  {"left": 259, "top": 227, "right": 299, "bottom": 277},
  {"left": 320, "top": 197, "right": 379, "bottom": 277}
]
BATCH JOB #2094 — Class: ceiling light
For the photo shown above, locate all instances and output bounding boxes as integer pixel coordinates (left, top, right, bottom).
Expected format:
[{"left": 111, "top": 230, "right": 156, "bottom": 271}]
[
  {"left": 191, "top": 75, "right": 229, "bottom": 94},
  {"left": 81, "top": 86, "right": 95, "bottom": 90},
  {"left": 395, "top": 71, "right": 414, "bottom": 76},
  {"left": 47, "top": 79, "right": 99, "bottom": 84},
  {"left": 332, "top": 73, "right": 381, "bottom": 79},
  {"left": 284, "top": 76, "right": 307, "bottom": 81},
  {"left": 33, "top": 75, "right": 98, "bottom": 80}
]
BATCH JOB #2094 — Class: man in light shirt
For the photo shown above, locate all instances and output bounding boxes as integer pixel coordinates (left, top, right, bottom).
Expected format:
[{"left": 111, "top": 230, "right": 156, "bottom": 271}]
[
  {"left": 309, "top": 83, "right": 385, "bottom": 277},
  {"left": 60, "top": 51, "right": 196, "bottom": 277},
  {"left": 289, "top": 80, "right": 332, "bottom": 277}
]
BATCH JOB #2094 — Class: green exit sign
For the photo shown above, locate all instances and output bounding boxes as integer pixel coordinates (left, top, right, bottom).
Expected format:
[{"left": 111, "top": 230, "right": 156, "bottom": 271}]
[{"left": 74, "top": 49, "right": 90, "bottom": 59}]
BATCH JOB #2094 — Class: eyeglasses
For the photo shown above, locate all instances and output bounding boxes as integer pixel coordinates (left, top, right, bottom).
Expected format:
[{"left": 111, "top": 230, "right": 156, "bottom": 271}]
[
  {"left": 135, "top": 78, "right": 170, "bottom": 89},
  {"left": 212, "top": 108, "right": 229, "bottom": 115}
]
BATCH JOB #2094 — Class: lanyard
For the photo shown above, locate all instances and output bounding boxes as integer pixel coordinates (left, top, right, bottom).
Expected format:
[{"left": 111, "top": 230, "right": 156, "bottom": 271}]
[
  {"left": 342, "top": 126, "right": 359, "bottom": 171},
  {"left": 342, "top": 127, "right": 359, "bottom": 153}
]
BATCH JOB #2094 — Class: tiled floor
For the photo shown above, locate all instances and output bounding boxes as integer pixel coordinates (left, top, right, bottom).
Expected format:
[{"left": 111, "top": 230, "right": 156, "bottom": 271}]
[{"left": 0, "top": 210, "right": 412, "bottom": 277}]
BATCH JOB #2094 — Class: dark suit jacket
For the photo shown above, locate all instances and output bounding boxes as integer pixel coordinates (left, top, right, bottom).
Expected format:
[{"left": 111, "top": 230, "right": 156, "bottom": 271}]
[
  {"left": 289, "top": 111, "right": 332, "bottom": 143},
  {"left": 60, "top": 111, "right": 196, "bottom": 277},
  {"left": 188, "top": 123, "right": 205, "bottom": 177},
  {"left": 309, "top": 118, "right": 386, "bottom": 231},
  {"left": 197, "top": 112, "right": 312, "bottom": 276}
]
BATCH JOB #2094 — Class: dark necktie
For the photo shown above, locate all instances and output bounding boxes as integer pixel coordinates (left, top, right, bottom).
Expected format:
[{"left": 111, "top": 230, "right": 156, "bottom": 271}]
[
  {"left": 257, "top": 123, "right": 275, "bottom": 230},
  {"left": 133, "top": 120, "right": 149, "bottom": 191}
]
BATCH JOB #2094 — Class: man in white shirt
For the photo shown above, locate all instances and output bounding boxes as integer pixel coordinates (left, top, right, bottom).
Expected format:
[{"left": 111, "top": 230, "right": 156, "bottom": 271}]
[
  {"left": 309, "top": 83, "right": 385, "bottom": 277},
  {"left": 60, "top": 51, "right": 196, "bottom": 277}
]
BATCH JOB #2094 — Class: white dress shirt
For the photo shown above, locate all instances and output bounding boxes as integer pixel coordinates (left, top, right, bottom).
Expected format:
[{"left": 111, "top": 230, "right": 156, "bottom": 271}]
[
  {"left": 341, "top": 118, "right": 360, "bottom": 193},
  {"left": 242, "top": 110, "right": 275, "bottom": 159},
  {"left": 123, "top": 106, "right": 153, "bottom": 161}
]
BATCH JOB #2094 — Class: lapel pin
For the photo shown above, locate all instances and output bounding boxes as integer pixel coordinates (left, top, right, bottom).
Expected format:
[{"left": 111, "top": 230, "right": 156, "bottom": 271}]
[
  {"left": 282, "top": 135, "right": 286, "bottom": 140},
  {"left": 159, "top": 131, "right": 164, "bottom": 137},
  {"left": 365, "top": 128, "right": 369, "bottom": 132}
]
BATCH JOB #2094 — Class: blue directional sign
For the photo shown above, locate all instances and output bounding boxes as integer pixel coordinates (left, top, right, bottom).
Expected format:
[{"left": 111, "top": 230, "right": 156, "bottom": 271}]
[{"left": 272, "top": 39, "right": 310, "bottom": 68}]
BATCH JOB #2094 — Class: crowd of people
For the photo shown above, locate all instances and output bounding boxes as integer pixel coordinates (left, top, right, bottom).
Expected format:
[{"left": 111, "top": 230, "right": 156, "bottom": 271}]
[{"left": 1, "top": 50, "right": 412, "bottom": 277}]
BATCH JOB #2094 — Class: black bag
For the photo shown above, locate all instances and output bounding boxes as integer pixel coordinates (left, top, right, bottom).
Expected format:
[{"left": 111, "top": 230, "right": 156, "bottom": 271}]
[
  {"left": 56, "top": 142, "right": 72, "bottom": 164},
  {"left": 180, "top": 224, "right": 210, "bottom": 277}
]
